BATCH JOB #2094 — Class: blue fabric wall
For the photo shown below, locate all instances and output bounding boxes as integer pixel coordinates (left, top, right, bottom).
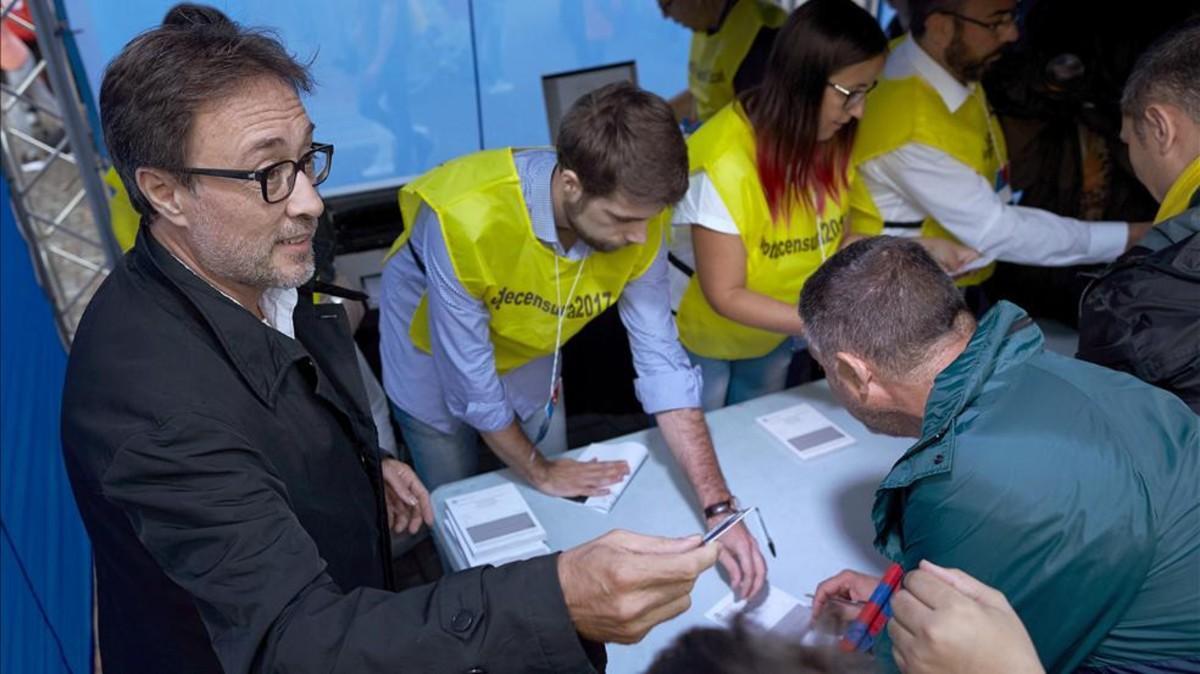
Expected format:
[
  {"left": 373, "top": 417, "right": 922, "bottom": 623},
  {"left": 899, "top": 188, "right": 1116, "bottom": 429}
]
[{"left": 1, "top": 177, "right": 93, "bottom": 673}]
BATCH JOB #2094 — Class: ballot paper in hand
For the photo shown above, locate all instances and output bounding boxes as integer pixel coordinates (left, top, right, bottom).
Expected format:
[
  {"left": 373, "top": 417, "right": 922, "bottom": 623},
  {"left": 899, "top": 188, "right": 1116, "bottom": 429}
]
[
  {"left": 756, "top": 403, "right": 855, "bottom": 460},
  {"left": 706, "top": 585, "right": 838, "bottom": 646},
  {"left": 571, "top": 441, "right": 648, "bottom": 513}
]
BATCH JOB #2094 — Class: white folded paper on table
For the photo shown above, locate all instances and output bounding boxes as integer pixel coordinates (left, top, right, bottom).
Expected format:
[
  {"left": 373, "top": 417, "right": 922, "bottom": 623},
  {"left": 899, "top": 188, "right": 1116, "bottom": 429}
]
[
  {"left": 756, "top": 403, "right": 855, "bottom": 460},
  {"left": 572, "top": 441, "right": 649, "bottom": 513},
  {"left": 705, "top": 585, "right": 837, "bottom": 646}
]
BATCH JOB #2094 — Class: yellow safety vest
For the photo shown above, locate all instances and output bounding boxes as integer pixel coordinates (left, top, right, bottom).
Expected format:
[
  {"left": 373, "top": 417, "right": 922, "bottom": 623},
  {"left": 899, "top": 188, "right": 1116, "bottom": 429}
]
[
  {"left": 848, "top": 36, "right": 1008, "bottom": 287},
  {"left": 675, "top": 103, "right": 848, "bottom": 360},
  {"left": 104, "top": 167, "right": 139, "bottom": 253},
  {"left": 1155, "top": 155, "right": 1200, "bottom": 224},
  {"left": 387, "top": 148, "right": 665, "bottom": 374},
  {"left": 689, "top": 0, "right": 786, "bottom": 124}
]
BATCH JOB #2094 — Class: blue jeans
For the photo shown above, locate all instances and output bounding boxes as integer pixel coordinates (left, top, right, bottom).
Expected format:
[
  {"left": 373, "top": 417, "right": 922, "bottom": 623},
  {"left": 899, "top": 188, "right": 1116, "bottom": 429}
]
[
  {"left": 390, "top": 397, "right": 569, "bottom": 492},
  {"left": 688, "top": 340, "right": 794, "bottom": 411}
]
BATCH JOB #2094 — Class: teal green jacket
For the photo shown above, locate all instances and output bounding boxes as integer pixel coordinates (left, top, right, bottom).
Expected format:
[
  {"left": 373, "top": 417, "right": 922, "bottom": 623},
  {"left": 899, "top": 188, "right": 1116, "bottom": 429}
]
[{"left": 872, "top": 302, "right": 1200, "bottom": 672}]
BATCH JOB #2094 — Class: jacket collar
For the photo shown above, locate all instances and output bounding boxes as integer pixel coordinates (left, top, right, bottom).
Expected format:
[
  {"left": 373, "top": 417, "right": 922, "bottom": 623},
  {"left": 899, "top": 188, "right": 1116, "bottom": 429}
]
[
  {"left": 886, "top": 35, "right": 975, "bottom": 113},
  {"left": 879, "top": 301, "right": 1043, "bottom": 489},
  {"left": 131, "top": 225, "right": 311, "bottom": 407}
]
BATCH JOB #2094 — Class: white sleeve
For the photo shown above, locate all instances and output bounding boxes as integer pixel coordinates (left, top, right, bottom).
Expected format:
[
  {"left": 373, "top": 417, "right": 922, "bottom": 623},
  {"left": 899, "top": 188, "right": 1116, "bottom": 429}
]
[
  {"left": 860, "top": 143, "right": 1129, "bottom": 266},
  {"left": 670, "top": 171, "right": 739, "bottom": 235}
]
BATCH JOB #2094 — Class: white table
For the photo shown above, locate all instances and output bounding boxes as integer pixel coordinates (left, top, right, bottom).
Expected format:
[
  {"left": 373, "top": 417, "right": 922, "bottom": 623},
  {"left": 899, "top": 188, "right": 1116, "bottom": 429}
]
[
  {"left": 429, "top": 320, "right": 1077, "bottom": 672},
  {"left": 432, "top": 382, "right": 910, "bottom": 673}
]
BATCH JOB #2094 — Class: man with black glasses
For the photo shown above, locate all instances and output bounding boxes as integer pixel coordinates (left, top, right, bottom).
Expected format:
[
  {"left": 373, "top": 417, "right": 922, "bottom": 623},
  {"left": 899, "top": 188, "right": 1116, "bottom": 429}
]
[{"left": 61, "top": 5, "right": 720, "bottom": 673}]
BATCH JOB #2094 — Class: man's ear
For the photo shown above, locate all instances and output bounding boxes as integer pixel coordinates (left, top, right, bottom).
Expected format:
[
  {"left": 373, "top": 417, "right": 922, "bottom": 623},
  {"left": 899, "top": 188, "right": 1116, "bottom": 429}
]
[
  {"left": 833, "top": 351, "right": 875, "bottom": 403},
  {"left": 135, "top": 167, "right": 189, "bottom": 228},
  {"left": 559, "top": 167, "right": 583, "bottom": 200},
  {"left": 920, "top": 12, "right": 953, "bottom": 52},
  {"left": 1142, "top": 104, "right": 1176, "bottom": 159}
]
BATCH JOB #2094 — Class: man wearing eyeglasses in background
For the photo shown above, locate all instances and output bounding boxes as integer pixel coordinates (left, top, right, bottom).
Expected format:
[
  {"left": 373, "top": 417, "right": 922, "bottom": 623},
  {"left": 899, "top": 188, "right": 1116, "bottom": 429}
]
[
  {"left": 61, "top": 5, "right": 724, "bottom": 673},
  {"left": 847, "top": 0, "right": 1153, "bottom": 313}
]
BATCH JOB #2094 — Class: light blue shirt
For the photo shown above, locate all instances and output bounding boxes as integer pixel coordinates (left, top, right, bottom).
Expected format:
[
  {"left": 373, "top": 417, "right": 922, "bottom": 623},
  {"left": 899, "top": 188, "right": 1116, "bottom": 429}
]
[{"left": 381, "top": 149, "right": 703, "bottom": 434}]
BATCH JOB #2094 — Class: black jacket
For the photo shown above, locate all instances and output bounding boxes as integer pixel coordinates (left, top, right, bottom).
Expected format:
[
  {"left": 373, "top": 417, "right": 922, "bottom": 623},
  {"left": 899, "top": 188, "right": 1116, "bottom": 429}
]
[
  {"left": 61, "top": 228, "right": 599, "bottom": 673},
  {"left": 1078, "top": 200, "right": 1200, "bottom": 413}
]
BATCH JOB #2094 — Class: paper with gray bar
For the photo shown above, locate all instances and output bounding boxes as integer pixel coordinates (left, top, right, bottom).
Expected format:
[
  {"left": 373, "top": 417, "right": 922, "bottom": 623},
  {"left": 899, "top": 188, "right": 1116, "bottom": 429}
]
[
  {"left": 756, "top": 403, "right": 855, "bottom": 460},
  {"left": 443, "top": 483, "right": 549, "bottom": 568}
]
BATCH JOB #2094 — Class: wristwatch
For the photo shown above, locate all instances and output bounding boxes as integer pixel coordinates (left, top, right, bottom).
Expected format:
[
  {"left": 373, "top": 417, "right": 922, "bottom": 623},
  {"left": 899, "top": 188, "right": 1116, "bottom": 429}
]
[{"left": 703, "top": 496, "right": 738, "bottom": 520}]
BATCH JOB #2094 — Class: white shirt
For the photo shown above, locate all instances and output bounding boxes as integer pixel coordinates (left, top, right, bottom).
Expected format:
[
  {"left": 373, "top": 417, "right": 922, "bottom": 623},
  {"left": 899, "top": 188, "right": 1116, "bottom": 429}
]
[
  {"left": 858, "top": 37, "right": 1129, "bottom": 266},
  {"left": 668, "top": 171, "right": 738, "bottom": 310}
]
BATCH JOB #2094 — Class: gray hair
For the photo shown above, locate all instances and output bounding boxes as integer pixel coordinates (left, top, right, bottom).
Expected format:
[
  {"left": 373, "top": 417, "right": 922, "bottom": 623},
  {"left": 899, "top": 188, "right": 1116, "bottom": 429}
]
[
  {"left": 799, "top": 236, "right": 969, "bottom": 377},
  {"left": 1121, "top": 19, "right": 1200, "bottom": 126}
]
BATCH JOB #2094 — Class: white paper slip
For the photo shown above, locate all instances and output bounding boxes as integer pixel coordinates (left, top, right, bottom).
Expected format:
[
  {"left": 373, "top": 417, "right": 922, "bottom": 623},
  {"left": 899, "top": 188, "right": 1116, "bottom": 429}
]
[
  {"left": 705, "top": 587, "right": 837, "bottom": 646},
  {"left": 444, "top": 483, "right": 546, "bottom": 555},
  {"left": 706, "top": 585, "right": 805, "bottom": 633},
  {"left": 756, "top": 403, "right": 855, "bottom": 460},
  {"left": 572, "top": 441, "right": 649, "bottom": 513}
]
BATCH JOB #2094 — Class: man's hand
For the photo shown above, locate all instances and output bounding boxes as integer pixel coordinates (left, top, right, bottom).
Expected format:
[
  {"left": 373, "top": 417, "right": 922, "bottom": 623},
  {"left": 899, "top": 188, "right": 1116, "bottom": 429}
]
[
  {"left": 706, "top": 517, "right": 766, "bottom": 600},
  {"left": 531, "top": 457, "right": 629, "bottom": 498},
  {"left": 889, "top": 560, "right": 1043, "bottom": 674},
  {"left": 380, "top": 458, "right": 434, "bottom": 535},
  {"left": 558, "top": 530, "right": 720, "bottom": 644},
  {"left": 812, "top": 568, "right": 880, "bottom": 618},
  {"left": 916, "top": 237, "right": 981, "bottom": 276},
  {"left": 1126, "top": 220, "right": 1155, "bottom": 250}
]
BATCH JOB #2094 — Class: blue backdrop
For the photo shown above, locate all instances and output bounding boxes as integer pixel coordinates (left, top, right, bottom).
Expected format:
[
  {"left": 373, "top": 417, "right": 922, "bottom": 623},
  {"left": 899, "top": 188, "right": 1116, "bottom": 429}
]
[
  {"left": 60, "top": 0, "right": 691, "bottom": 197},
  {"left": 1, "top": 179, "right": 93, "bottom": 673}
]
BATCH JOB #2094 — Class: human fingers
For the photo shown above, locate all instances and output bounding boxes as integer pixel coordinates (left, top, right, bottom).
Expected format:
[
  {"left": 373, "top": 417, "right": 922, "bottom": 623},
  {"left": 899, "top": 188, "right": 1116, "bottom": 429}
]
[
  {"left": 889, "top": 586, "right": 935, "bottom": 635},
  {"left": 717, "top": 547, "right": 744, "bottom": 597},
  {"left": 918, "top": 560, "right": 1006, "bottom": 607},
  {"left": 381, "top": 459, "right": 420, "bottom": 507},
  {"left": 720, "top": 524, "right": 759, "bottom": 598},
  {"left": 626, "top": 592, "right": 694, "bottom": 644},
  {"left": 887, "top": 616, "right": 919, "bottom": 672},
  {"left": 812, "top": 569, "right": 879, "bottom": 617},
  {"left": 600, "top": 529, "right": 703, "bottom": 554},
  {"left": 903, "top": 567, "right": 976, "bottom": 611}
]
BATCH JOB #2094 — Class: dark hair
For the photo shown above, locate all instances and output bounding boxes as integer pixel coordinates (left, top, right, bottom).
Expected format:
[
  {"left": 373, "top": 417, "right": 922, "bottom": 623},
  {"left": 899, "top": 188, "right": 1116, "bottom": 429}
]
[
  {"left": 906, "top": 0, "right": 966, "bottom": 38},
  {"left": 100, "top": 3, "right": 314, "bottom": 219},
  {"left": 556, "top": 81, "right": 688, "bottom": 206},
  {"left": 799, "top": 236, "right": 969, "bottom": 376},
  {"left": 1121, "top": 19, "right": 1200, "bottom": 127},
  {"left": 743, "top": 0, "right": 886, "bottom": 223},
  {"left": 646, "top": 618, "right": 874, "bottom": 674}
]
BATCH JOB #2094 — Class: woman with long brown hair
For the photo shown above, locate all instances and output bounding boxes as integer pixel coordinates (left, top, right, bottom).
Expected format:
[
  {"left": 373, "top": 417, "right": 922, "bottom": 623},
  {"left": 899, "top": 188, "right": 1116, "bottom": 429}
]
[{"left": 672, "top": 0, "right": 970, "bottom": 409}]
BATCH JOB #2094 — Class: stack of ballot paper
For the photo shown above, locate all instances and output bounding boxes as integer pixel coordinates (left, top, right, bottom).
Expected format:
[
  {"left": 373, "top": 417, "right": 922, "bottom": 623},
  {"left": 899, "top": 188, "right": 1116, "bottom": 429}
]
[
  {"left": 572, "top": 441, "right": 649, "bottom": 513},
  {"left": 442, "top": 483, "right": 551, "bottom": 568}
]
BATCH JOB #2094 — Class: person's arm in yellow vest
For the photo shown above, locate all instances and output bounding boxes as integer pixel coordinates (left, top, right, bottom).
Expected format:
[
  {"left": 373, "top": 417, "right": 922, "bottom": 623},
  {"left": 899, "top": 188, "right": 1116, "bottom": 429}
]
[
  {"left": 619, "top": 243, "right": 768, "bottom": 601},
  {"left": 691, "top": 224, "right": 806, "bottom": 335},
  {"left": 861, "top": 145, "right": 1132, "bottom": 266}
]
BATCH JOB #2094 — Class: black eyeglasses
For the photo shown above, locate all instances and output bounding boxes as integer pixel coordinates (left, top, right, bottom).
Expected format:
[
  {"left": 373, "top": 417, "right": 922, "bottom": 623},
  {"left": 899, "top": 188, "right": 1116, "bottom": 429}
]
[
  {"left": 936, "top": 9, "right": 1018, "bottom": 33},
  {"left": 828, "top": 80, "right": 878, "bottom": 111},
  {"left": 173, "top": 142, "right": 334, "bottom": 204}
]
